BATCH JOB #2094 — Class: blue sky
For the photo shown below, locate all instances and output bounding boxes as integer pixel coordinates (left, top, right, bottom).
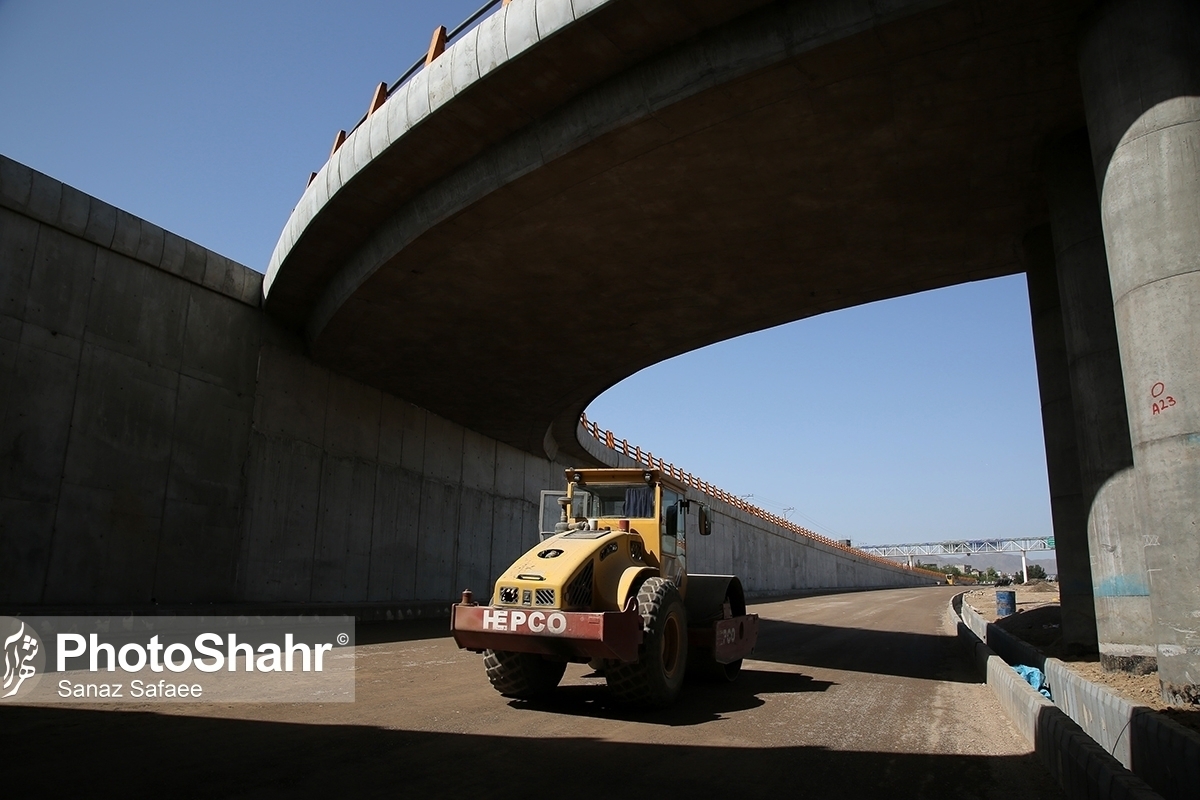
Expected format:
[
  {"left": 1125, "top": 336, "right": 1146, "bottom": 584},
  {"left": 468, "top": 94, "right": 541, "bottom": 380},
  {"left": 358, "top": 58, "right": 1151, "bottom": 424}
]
[{"left": 0, "top": 1, "right": 1055, "bottom": 550}]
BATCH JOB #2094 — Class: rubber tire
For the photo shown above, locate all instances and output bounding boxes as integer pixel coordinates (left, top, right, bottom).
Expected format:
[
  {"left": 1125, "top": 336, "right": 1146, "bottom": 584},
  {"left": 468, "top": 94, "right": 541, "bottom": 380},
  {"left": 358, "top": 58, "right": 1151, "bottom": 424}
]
[
  {"left": 483, "top": 650, "right": 567, "bottom": 699},
  {"left": 606, "top": 577, "right": 688, "bottom": 708}
]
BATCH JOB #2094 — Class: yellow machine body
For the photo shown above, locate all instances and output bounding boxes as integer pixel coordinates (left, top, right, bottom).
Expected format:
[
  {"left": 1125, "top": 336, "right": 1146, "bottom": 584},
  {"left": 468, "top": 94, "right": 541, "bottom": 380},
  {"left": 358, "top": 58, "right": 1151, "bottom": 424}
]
[{"left": 490, "top": 468, "right": 686, "bottom": 613}]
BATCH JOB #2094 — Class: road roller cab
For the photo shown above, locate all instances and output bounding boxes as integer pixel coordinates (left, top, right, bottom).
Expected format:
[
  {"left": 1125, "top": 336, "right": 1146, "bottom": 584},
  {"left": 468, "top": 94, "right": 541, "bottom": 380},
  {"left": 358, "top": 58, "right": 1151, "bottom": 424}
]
[{"left": 451, "top": 467, "right": 758, "bottom": 707}]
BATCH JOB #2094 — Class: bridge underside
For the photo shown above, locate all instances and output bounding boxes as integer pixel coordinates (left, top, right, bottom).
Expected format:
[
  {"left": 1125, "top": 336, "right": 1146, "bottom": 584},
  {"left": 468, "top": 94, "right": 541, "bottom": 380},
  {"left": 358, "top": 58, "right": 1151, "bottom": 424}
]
[{"left": 265, "top": 0, "right": 1090, "bottom": 461}]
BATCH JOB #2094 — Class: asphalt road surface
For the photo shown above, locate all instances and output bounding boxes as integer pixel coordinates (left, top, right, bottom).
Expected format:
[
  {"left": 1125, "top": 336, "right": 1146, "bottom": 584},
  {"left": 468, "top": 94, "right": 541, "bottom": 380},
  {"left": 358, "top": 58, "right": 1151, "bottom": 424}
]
[{"left": 1, "top": 586, "right": 1061, "bottom": 798}]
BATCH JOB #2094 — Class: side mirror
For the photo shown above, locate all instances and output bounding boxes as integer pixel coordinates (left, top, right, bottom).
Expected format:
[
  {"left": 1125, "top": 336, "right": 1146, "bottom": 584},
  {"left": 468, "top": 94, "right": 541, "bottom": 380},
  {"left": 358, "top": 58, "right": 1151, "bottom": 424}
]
[{"left": 698, "top": 504, "right": 713, "bottom": 536}]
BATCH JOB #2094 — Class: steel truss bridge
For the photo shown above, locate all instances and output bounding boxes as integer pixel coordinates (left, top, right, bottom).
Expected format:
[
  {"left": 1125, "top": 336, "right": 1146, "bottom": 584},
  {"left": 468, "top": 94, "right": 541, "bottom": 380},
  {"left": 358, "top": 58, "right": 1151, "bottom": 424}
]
[
  {"left": 858, "top": 538, "right": 1054, "bottom": 557},
  {"left": 857, "top": 538, "right": 1054, "bottom": 575}
]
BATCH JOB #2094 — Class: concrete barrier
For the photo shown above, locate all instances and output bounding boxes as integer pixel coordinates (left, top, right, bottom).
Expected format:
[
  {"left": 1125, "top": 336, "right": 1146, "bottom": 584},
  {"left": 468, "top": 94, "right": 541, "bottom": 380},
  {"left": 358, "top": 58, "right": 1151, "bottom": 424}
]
[
  {"left": 960, "top": 599, "right": 1045, "bottom": 669},
  {"left": 1042, "top": 659, "right": 1200, "bottom": 800},
  {"left": 953, "top": 594, "right": 1195, "bottom": 799}
]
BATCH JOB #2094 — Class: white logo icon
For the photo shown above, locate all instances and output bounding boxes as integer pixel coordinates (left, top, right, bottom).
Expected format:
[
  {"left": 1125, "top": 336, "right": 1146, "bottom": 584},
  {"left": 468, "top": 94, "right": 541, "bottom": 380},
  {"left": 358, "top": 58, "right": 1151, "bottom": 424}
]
[{"left": 2, "top": 622, "right": 40, "bottom": 699}]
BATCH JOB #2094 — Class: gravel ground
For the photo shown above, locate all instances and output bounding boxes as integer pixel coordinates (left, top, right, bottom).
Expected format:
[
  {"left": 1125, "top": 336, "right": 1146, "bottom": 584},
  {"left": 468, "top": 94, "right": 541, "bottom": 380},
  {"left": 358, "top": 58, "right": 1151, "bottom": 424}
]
[
  {"left": 962, "top": 584, "right": 1200, "bottom": 735},
  {"left": 0, "top": 588, "right": 1063, "bottom": 799}
]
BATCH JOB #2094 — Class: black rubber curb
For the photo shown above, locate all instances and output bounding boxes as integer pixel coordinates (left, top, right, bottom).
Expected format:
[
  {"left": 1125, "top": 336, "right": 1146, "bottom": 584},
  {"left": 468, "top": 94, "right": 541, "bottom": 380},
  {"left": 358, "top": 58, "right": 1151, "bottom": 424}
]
[{"left": 949, "top": 593, "right": 1162, "bottom": 800}]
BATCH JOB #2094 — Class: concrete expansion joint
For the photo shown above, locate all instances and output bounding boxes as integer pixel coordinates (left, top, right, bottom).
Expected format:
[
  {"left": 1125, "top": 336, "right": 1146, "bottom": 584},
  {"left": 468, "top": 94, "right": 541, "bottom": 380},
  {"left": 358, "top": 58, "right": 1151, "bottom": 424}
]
[
  {"left": 1135, "top": 431, "right": 1200, "bottom": 449},
  {"left": 1111, "top": 268, "right": 1200, "bottom": 306},
  {"left": 1110, "top": 117, "right": 1200, "bottom": 152}
]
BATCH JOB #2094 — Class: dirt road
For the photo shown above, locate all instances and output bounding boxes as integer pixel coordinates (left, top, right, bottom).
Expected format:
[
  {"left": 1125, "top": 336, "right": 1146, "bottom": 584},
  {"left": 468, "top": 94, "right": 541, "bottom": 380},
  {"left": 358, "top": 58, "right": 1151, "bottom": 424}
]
[{"left": 1, "top": 586, "right": 1060, "bottom": 798}]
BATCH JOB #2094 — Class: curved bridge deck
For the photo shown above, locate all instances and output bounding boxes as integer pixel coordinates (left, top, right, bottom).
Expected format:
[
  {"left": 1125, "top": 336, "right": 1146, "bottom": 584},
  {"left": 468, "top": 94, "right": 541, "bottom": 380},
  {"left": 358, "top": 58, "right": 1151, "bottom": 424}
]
[{"left": 264, "top": 0, "right": 1090, "bottom": 460}]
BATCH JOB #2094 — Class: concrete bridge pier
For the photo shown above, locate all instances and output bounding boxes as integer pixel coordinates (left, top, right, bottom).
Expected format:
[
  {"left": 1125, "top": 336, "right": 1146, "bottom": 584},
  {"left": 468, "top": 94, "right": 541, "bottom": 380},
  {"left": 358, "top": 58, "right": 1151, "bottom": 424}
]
[
  {"left": 1080, "top": 0, "right": 1200, "bottom": 704},
  {"left": 1023, "top": 225, "right": 1097, "bottom": 655},
  {"left": 1043, "top": 130, "right": 1149, "bottom": 670}
]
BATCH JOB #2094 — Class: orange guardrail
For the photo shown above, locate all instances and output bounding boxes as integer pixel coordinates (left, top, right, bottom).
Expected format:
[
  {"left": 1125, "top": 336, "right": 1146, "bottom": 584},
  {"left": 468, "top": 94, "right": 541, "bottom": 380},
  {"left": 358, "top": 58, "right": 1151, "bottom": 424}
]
[{"left": 579, "top": 414, "right": 944, "bottom": 579}]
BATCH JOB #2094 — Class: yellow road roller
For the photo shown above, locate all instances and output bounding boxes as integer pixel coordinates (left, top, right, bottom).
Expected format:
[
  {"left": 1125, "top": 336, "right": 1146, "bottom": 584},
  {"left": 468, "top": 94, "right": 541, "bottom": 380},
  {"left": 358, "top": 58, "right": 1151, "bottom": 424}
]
[{"left": 451, "top": 467, "right": 758, "bottom": 707}]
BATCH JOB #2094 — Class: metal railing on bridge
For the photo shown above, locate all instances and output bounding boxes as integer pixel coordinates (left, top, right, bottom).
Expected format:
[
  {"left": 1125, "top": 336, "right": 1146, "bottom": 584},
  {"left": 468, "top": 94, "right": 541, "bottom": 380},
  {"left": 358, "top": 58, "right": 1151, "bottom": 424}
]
[
  {"left": 313, "top": 0, "right": 505, "bottom": 175},
  {"left": 349, "top": 0, "right": 504, "bottom": 136}
]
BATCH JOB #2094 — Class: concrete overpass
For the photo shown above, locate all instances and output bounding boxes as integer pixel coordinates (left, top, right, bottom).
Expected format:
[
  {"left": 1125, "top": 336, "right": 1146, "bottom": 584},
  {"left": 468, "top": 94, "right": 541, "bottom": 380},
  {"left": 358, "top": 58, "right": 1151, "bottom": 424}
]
[
  {"left": 265, "top": 0, "right": 1094, "bottom": 461},
  {"left": 263, "top": 0, "right": 1200, "bottom": 703}
]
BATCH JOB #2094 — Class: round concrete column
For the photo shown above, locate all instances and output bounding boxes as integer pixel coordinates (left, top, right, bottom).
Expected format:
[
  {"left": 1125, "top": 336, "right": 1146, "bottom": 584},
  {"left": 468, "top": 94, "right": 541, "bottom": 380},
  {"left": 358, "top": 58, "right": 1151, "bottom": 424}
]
[
  {"left": 1080, "top": 0, "right": 1200, "bottom": 703},
  {"left": 1043, "top": 130, "right": 1150, "bottom": 671},
  {"left": 1022, "top": 225, "right": 1097, "bottom": 654}
]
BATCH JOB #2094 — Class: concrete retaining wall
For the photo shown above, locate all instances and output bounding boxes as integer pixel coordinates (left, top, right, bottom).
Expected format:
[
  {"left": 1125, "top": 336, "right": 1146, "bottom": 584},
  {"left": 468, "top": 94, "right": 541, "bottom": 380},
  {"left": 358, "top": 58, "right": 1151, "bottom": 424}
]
[
  {"left": 1, "top": 154, "right": 930, "bottom": 614},
  {"left": 0, "top": 154, "right": 565, "bottom": 611},
  {"left": 687, "top": 489, "right": 935, "bottom": 594},
  {"left": 0, "top": 154, "right": 262, "bottom": 606}
]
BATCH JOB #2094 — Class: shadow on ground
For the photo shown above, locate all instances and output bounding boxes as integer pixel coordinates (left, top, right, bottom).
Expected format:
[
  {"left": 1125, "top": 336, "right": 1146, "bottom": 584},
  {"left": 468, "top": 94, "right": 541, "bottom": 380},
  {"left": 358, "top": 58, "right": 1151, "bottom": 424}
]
[
  {"left": 0, "top": 704, "right": 1061, "bottom": 799},
  {"left": 750, "top": 618, "right": 976, "bottom": 683},
  {"left": 510, "top": 667, "right": 835, "bottom": 726},
  {"left": 360, "top": 600, "right": 973, "bottom": 684}
]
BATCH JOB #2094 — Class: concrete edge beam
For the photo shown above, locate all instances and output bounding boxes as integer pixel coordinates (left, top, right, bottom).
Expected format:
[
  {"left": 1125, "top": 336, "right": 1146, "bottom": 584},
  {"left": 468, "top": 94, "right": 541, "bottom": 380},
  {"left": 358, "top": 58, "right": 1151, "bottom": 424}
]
[{"left": 0, "top": 154, "right": 260, "bottom": 309}]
